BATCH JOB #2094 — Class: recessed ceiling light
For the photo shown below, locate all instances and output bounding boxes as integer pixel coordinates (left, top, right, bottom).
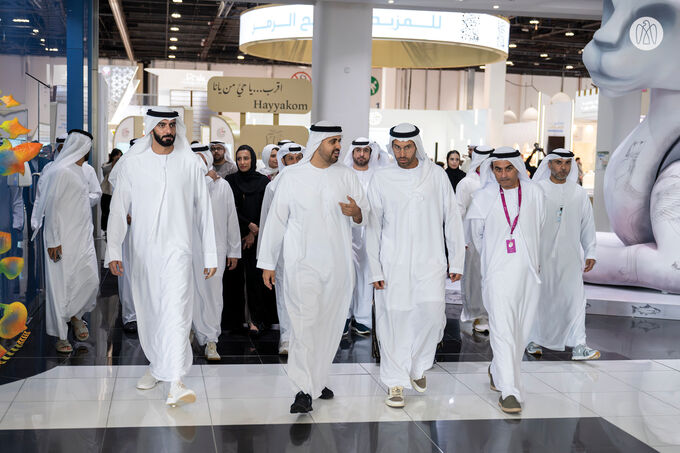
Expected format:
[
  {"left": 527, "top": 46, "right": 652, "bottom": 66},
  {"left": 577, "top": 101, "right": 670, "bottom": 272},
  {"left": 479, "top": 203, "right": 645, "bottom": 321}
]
[
  {"left": 388, "top": 0, "right": 394, "bottom": 3},
  {"left": 529, "top": 19, "right": 540, "bottom": 25},
  {"left": 533, "top": 62, "right": 540, "bottom": 66},
  {"left": 13, "top": 18, "right": 30, "bottom": 23},
  {"left": 493, "top": 5, "right": 499, "bottom": 9},
  {"left": 170, "top": 26, "right": 179, "bottom": 31},
  {"left": 237, "top": 55, "right": 245, "bottom": 60},
  {"left": 32, "top": 28, "right": 39, "bottom": 33},
  {"left": 171, "top": 12, "right": 181, "bottom": 18},
  {"left": 172, "top": 0, "right": 182, "bottom": 2},
  {"left": 509, "top": 43, "right": 517, "bottom": 48},
  {"left": 506, "top": 61, "right": 513, "bottom": 66},
  {"left": 170, "top": 37, "right": 178, "bottom": 42},
  {"left": 168, "top": 55, "right": 176, "bottom": 59},
  {"left": 565, "top": 31, "right": 575, "bottom": 37},
  {"left": 566, "top": 65, "right": 574, "bottom": 69},
  {"left": 521, "top": 27, "right": 529, "bottom": 32},
  {"left": 48, "top": 48, "right": 58, "bottom": 52},
  {"left": 40, "top": 38, "right": 45, "bottom": 42},
  {"left": 540, "top": 53, "right": 548, "bottom": 58},
  {"left": 169, "top": 45, "right": 177, "bottom": 50},
  {"left": 479, "top": 65, "right": 486, "bottom": 69}
]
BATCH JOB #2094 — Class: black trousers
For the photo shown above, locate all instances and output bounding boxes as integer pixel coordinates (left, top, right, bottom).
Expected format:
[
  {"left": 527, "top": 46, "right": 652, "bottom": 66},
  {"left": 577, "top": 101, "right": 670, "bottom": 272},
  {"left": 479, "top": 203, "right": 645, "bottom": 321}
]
[
  {"left": 222, "top": 244, "right": 278, "bottom": 330},
  {"left": 100, "top": 194, "right": 112, "bottom": 231}
]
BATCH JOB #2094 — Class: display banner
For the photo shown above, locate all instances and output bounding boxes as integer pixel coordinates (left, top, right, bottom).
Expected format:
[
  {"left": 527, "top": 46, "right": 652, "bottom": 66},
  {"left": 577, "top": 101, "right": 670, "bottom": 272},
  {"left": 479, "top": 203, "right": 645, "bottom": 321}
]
[
  {"left": 238, "top": 124, "right": 309, "bottom": 158},
  {"left": 207, "top": 77, "right": 312, "bottom": 114}
]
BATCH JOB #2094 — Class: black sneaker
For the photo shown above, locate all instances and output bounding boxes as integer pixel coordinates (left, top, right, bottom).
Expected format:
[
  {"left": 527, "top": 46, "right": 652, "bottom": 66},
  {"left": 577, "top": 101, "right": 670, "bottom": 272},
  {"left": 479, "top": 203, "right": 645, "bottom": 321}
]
[
  {"left": 352, "top": 322, "right": 371, "bottom": 336},
  {"left": 319, "top": 387, "right": 334, "bottom": 400},
  {"left": 123, "top": 321, "right": 137, "bottom": 334},
  {"left": 342, "top": 319, "right": 351, "bottom": 336},
  {"left": 290, "top": 391, "right": 313, "bottom": 413}
]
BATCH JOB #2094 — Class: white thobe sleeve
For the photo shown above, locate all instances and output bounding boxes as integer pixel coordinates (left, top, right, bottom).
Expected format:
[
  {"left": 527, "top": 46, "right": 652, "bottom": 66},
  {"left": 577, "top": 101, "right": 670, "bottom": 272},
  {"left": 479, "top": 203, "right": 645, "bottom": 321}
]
[
  {"left": 580, "top": 191, "right": 596, "bottom": 261},
  {"left": 224, "top": 184, "right": 242, "bottom": 259},
  {"left": 468, "top": 218, "right": 485, "bottom": 254},
  {"left": 194, "top": 167, "right": 218, "bottom": 269},
  {"left": 106, "top": 167, "right": 132, "bottom": 263},
  {"left": 84, "top": 165, "right": 102, "bottom": 207},
  {"left": 43, "top": 172, "right": 66, "bottom": 248},
  {"left": 457, "top": 181, "right": 472, "bottom": 219},
  {"left": 256, "top": 185, "right": 275, "bottom": 256},
  {"left": 365, "top": 181, "right": 385, "bottom": 283},
  {"left": 442, "top": 175, "right": 465, "bottom": 275},
  {"left": 347, "top": 171, "right": 369, "bottom": 227},
  {"left": 257, "top": 177, "right": 290, "bottom": 271}
]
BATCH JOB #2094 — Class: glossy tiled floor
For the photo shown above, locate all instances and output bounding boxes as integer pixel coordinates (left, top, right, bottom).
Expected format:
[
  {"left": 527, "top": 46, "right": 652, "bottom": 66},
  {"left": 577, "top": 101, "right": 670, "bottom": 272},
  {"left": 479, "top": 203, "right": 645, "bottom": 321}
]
[{"left": 0, "top": 270, "right": 679, "bottom": 452}]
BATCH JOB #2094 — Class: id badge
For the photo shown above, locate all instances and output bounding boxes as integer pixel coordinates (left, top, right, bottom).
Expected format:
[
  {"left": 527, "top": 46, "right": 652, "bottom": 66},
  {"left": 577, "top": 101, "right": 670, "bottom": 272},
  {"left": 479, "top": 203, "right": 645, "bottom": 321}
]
[{"left": 506, "top": 239, "right": 516, "bottom": 254}]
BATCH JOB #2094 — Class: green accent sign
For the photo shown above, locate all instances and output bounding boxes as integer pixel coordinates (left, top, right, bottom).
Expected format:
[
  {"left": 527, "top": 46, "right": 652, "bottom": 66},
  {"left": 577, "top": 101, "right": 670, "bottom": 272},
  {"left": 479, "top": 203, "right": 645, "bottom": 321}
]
[{"left": 370, "top": 76, "right": 380, "bottom": 96}]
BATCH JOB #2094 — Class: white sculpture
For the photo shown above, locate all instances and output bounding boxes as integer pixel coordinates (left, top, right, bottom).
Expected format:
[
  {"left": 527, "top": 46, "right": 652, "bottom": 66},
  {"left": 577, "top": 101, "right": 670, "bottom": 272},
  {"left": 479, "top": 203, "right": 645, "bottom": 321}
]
[{"left": 582, "top": 0, "right": 680, "bottom": 293}]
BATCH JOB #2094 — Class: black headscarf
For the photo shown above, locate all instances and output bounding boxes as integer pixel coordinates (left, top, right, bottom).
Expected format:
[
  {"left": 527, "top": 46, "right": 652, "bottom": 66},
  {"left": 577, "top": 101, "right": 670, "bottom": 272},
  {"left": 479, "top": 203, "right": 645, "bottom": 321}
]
[
  {"left": 445, "top": 150, "right": 466, "bottom": 192},
  {"left": 226, "top": 144, "right": 270, "bottom": 235}
]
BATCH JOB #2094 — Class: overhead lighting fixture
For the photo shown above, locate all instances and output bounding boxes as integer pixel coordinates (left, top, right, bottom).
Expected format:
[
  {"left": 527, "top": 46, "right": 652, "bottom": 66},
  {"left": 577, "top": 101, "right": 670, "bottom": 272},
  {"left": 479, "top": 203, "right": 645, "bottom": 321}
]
[
  {"left": 521, "top": 27, "right": 529, "bottom": 32},
  {"left": 237, "top": 55, "right": 245, "bottom": 60},
  {"left": 170, "top": 37, "right": 178, "bottom": 42},
  {"left": 48, "top": 48, "right": 59, "bottom": 52},
  {"left": 168, "top": 55, "right": 176, "bottom": 59},
  {"left": 578, "top": 48, "right": 584, "bottom": 54},
  {"left": 565, "top": 31, "right": 575, "bottom": 37},
  {"left": 566, "top": 65, "right": 574, "bottom": 69},
  {"left": 172, "top": 0, "right": 182, "bottom": 2},
  {"left": 32, "top": 28, "right": 39, "bottom": 33},
  {"left": 169, "top": 45, "right": 177, "bottom": 50},
  {"left": 506, "top": 61, "right": 513, "bottom": 66},
  {"left": 13, "top": 18, "right": 30, "bottom": 23},
  {"left": 170, "top": 26, "right": 179, "bottom": 31},
  {"left": 171, "top": 12, "right": 181, "bottom": 18},
  {"left": 388, "top": 0, "right": 394, "bottom": 3},
  {"left": 540, "top": 53, "right": 548, "bottom": 58},
  {"left": 509, "top": 43, "right": 517, "bottom": 48},
  {"left": 479, "top": 65, "right": 486, "bottom": 69},
  {"left": 493, "top": 5, "right": 500, "bottom": 9},
  {"left": 533, "top": 62, "right": 540, "bottom": 66},
  {"left": 529, "top": 19, "right": 540, "bottom": 25}
]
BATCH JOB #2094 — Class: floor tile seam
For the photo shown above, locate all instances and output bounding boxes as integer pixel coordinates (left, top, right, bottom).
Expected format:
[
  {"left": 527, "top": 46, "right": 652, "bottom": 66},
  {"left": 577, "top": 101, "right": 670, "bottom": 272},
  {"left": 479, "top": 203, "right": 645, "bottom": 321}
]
[
  {"left": 645, "top": 391, "right": 680, "bottom": 411},
  {"left": 525, "top": 371, "right": 571, "bottom": 394},
  {"left": 410, "top": 418, "right": 445, "bottom": 453},
  {"left": 602, "top": 415, "right": 680, "bottom": 449},
  {"left": 602, "top": 369, "right": 679, "bottom": 392},
  {"left": 562, "top": 390, "right": 680, "bottom": 417},
  {"left": 653, "top": 360, "right": 680, "bottom": 372}
]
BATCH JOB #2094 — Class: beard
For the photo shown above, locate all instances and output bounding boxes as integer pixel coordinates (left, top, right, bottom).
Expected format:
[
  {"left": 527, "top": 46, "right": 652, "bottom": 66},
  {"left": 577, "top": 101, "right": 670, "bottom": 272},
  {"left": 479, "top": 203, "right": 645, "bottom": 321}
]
[
  {"left": 153, "top": 130, "right": 176, "bottom": 147},
  {"left": 353, "top": 157, "right": 368, "bottom": 167}
]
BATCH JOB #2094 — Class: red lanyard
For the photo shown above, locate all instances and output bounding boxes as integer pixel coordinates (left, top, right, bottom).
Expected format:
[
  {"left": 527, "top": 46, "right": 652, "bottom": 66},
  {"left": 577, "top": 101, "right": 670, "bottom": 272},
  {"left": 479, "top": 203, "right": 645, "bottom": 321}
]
[{"left": 500, "top": 182, "right": 521, "bottom": 236}]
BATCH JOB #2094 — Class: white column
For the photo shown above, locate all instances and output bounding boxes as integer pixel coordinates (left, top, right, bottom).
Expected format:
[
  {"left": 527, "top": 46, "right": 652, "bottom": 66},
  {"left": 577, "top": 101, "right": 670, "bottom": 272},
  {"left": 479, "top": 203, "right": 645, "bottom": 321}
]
[
  {"left": 312, "top": 1, "right": 372, "bottom": 146},
  {"left": 483, "top": 61, "right": 506, "bottom": 147},
  {"left": 593, "top": 92, "right": 641, "bottom": 231}
]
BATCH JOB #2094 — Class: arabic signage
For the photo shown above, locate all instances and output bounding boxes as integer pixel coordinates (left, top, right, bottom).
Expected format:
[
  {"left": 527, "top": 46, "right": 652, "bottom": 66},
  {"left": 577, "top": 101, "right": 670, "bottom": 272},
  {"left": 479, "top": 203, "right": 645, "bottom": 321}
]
[
  {"left": 238, "top": 125, "right": 309, "bottom": 157},
  {"left": 240, "top": 5, "right": 509, "bottom": 54},
  {"left": 207, "top": 76, "right": 312, "bottom": 114}
]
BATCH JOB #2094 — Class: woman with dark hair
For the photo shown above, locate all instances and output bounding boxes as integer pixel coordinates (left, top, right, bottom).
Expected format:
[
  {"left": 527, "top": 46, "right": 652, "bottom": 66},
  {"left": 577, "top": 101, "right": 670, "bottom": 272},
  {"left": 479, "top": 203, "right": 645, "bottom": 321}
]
[
  {"left": 445, "top": 150, "right": 466, "bottom": 192},
  {"left": 224, "top": 144, "right": 274, "bottom": 335},
  {"left": 100, "top": 148, "right": 123, "bottom": 231}
]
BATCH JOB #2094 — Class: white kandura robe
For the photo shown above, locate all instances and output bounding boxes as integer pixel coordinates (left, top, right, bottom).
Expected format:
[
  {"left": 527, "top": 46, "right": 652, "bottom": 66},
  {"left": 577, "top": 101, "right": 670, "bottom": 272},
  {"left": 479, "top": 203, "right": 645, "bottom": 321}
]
[
  {"left": 530, "top": 180, "right": 596, "bottom": 350},
  {"left": 348, "top": 168, "right": 375, "bottom": 327},
  {"left": 81, "top": 162, "right": 102, "bottom": 207},
  {"left": 456, "top": 171, "right": 486, "bottom": 322},
  {"left": 467, "top": 182, "right": 544, "bottom": 401},
  {"left": 258, "top": 182, "right": 291, "bottom": 344},
  {"left": 193, "top": 175, "right": 241, "bottom": 345},
  {"left": 257, "top": 162, "right": 369, "bottom": 398},
  {"left": 43, "top": 164, "right": 99, "bottom": 340},
  {"left": 107, "top": 149, "right": 217, "bottom": 382},
  {"left": 117, "top": 230, "right": 136, "bottom": 324},
  {"left": 366, "top": 161, "right": 465, "bottom": 388}
]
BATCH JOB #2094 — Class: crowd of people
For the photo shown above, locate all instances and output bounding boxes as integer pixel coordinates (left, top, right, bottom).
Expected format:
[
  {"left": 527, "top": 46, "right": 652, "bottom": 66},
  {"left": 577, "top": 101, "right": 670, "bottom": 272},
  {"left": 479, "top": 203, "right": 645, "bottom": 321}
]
[{"left": 32, "top": 107, "right": 599, "bottom": 414}]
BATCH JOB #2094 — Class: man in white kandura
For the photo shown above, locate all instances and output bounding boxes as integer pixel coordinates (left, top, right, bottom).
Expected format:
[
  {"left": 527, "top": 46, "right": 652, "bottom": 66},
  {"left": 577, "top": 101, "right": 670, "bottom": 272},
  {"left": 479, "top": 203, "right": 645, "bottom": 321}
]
[
  {"left": 210, "top": 140, "right": 237, "bottom": 179},
  {"left": 31, "top": 129, "right": 100, "bottom": 353},
  {"left": 527, "top": 149, "right": 599, "bottom": 360},
  {"left": 191, "top": 144, "right": 241, "bottom": 361},
  {"left": 366, "top": 124, "right": 465, "bottom": 408},
  {"left": 342, "top": 137, "right": 390, "bottom": 337},
  {"left": 466, "top": 146, "right": 545, "bottom": 414},
  {"left": 258, "top": 144, "right": 279, "bottom": 179},
  {"left": 257, "top": 121, "right": 369, "bottom": 414},
  {"left": 107, "top": 108, "right": 217, "bottom": 407},
  {"left": 456, "top": 145, "right": 494, "bottom": 336},
  {"left": 258, "top": 142, "right": 305, "bottom": 355}
]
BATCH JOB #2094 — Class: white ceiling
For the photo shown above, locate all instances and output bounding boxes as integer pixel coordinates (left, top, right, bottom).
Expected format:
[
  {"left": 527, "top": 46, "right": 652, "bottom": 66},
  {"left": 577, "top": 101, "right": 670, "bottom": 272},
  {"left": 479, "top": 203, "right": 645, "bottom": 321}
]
[{"left": 272, "top": 0, "right": 603, "bottom": 20}]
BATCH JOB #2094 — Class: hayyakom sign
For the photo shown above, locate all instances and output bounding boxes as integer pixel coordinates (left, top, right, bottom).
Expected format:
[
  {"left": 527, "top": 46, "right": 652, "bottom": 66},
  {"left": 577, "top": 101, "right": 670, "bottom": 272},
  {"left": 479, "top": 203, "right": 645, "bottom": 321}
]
[{"left": 207, "top": 77, "right": 312, "bottom": 114}]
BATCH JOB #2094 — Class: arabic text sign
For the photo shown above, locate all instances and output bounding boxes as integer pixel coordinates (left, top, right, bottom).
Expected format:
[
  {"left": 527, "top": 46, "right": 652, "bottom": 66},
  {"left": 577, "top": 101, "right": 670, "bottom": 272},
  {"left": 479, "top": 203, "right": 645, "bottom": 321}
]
[
  {"left": 240, "top": 5, "right": 509, "bottom": 54},
  {"left": 207, "top": 77, "right": 312, "bottom": 114}
]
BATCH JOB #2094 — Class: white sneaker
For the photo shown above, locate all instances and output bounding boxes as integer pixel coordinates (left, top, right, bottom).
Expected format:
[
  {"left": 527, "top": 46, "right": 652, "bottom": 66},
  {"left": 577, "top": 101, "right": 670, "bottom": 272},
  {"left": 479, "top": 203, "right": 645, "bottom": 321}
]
[
  {"left": 205, "top": 342, "right": 220, "bottom": 361},
  {"left": 526, "top": 342, "right": 543, "bottom": 356},
  {"left": 136, "top": 369, "right": 159, "bottom": 390},
  {"left": 385, "top": 386, "right": 405, "bottom": 408},
  {"left": 473, "top": 318, "right": 489, "bottom": 334},
  {"left": 572, "top": 344, "right": 601, "bottom": 361},
  {"left": 166, "top": 381, "right": 196, "bottom": 407},
  {"left": 410, "top": 376, "right": 427, "bottom": 393},
  {"left": 278, "top": 341, "right": 289, "bottom": 355}
]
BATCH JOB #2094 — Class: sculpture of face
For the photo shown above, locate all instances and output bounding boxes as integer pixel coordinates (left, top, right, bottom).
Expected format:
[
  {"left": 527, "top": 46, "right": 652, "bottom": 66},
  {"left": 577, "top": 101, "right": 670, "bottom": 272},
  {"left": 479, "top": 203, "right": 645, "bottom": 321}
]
[{"left": 583, "top": 0, "right": 680, "bottom": 96}]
